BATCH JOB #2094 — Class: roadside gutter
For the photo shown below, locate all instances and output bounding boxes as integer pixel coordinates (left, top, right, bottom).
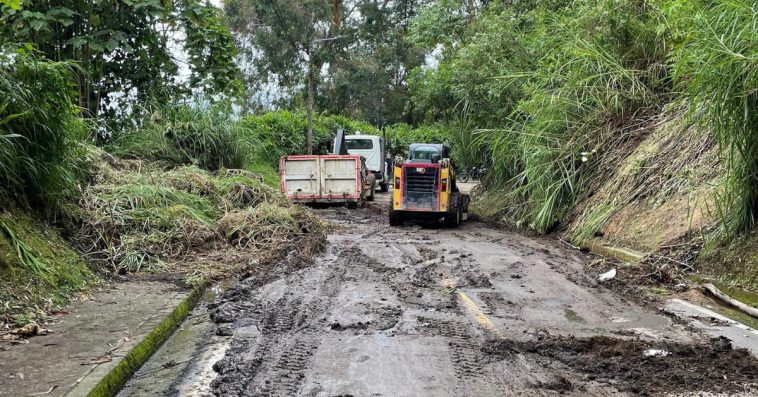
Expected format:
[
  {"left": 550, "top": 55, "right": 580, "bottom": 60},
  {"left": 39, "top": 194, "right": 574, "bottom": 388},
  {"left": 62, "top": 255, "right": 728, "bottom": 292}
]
[{"left": 66, "top": 286, "right": 205, "bottom": 397}]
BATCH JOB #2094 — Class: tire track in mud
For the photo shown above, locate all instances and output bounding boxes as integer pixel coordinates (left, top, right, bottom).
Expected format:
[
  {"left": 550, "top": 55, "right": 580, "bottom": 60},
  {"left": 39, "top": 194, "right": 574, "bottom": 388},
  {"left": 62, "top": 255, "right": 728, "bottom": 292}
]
[{"left": 209, "top": 242, "right": 353, "bottom": 396}]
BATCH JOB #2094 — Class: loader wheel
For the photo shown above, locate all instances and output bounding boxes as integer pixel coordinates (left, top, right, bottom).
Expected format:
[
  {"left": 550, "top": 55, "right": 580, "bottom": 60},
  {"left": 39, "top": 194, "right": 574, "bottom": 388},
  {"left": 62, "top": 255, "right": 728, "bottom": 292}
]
[
  {"left": 444, "top": 198, "right": 462, "bottom": 228},
  {"left": 444, "top": 210, "right": 459, "bottom": 228},
  {"left": 379, "top": 182, "right": 389, "bottom": 192},
  {"left": 389, "top": 202, "right": 403, "bottom": 226}
]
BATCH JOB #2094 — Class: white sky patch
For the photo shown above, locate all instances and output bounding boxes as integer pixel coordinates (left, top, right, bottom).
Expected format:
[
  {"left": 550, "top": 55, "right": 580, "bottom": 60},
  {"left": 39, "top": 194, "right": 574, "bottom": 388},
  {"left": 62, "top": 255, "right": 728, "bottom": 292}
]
[{"left": 422, "top": 44, "right": 444, "bottom": 70}]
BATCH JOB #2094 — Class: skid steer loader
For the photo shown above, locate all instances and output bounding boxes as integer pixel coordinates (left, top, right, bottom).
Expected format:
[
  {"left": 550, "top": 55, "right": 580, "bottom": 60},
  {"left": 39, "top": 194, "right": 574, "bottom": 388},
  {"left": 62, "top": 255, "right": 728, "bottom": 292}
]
[{"left": 389, "top": 144, "right": 469, "bottom": 227}]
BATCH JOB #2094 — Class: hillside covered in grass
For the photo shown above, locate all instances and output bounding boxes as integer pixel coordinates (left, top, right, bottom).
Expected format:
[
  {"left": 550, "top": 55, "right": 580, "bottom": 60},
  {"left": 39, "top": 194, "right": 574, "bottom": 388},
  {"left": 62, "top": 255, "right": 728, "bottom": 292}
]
[{"left": 405, "top": 0, "right": 758, "bottom": 289}]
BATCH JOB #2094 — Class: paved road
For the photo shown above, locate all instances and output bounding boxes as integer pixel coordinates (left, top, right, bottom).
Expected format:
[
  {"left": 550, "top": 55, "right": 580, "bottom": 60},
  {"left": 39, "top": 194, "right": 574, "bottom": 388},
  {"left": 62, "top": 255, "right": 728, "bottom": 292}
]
[{"left": 122, "top": 187, "right": 758, "bottom": 396}]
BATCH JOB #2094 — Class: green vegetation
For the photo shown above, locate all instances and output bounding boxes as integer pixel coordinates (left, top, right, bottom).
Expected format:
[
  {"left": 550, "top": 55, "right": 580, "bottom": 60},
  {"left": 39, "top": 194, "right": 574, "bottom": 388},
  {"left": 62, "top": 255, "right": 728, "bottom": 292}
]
[
  {"left": 0, "top": 53, "right": 88, "bottom": 212},
  {"left": 673, "top": 0, "right": 758, "bottom": 235},
  {"left": 0, "top": 0, "right": 240, "bottom": 118},
  {"left": 239, "top": 111, "right": 380, "bottom": 167},
  {"left": 408, "top": 0, "right": 667, "bottom": 233},
  {"left": 0, "top": 207, "right": 95, "bottom": 325},
  {"left": 69, "top": 155, "right": 324, "bottom": 279},
  {"left": 110, "top": 102, "right": 258, "bottom": 170}
]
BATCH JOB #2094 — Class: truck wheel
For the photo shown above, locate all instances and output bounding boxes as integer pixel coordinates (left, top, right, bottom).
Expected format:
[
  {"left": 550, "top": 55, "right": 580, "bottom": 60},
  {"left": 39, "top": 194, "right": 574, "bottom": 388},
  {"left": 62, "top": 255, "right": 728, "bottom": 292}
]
[
  {"left": 367, "top": 184, "right": 376, "bottom": 202},
  {"left": 379, "top": 182, "right": 389, "bottom": 192},
  {"left": 389, "top": 202, "right": 403, "bottom": 226}
]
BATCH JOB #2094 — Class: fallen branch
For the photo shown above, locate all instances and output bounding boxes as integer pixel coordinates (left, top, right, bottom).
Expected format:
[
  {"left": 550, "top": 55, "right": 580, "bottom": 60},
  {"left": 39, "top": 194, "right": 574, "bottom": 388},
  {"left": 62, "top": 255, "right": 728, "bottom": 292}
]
[
  {"left": 703, "top": 283, "right": 758, "bottom": 319},
  {"left": 28, "top": 386, "right": 57, "bottom": 396},
  {"left": 558, "top": 237, "right": 581, "bottom": 250}
]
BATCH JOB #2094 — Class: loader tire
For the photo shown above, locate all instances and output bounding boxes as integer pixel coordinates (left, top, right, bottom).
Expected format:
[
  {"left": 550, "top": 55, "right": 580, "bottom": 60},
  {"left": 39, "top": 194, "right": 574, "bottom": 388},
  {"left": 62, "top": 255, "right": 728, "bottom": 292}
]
[
  {"left": 444, "top": 197, "right": 462, "bottom": 228},
  {"left": 389, "top": 202, "right": 403, "bottom": 226}
]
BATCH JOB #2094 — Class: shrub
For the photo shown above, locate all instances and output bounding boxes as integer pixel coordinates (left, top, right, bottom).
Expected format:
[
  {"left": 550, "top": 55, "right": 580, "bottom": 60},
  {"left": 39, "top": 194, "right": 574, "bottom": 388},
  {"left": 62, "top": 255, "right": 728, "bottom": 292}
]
[
  {"left": 68, "top": 156, "right": 324, "bottom": 277},
  {"left": 0, "top": 52, "right": 88, "bottom": 212},
  {"left": 109, "top": 101, "right": 258, "bottom": 171},
  {"left": 672, "top": 0, "right": 758, "bottom": 234},
  {"left": 240, "top": 111, "right": 382, "bottom": 167}
]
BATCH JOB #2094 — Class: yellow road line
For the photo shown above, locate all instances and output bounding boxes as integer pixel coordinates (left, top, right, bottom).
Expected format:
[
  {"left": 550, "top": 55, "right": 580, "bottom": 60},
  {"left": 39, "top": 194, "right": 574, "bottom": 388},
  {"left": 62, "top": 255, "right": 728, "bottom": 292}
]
[{"left": 442, "top": 278, "right": 503, "bottom": 338}]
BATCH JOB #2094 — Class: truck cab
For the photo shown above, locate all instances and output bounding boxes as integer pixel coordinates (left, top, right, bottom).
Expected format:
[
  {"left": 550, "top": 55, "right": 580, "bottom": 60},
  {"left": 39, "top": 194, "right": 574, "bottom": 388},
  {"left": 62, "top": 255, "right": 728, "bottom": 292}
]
[
  {"left": 340, "top": 133, "right": 388, "bottom": 192},
  {"left": 389, "top": 143, "right": 469, "bottom": 227}
]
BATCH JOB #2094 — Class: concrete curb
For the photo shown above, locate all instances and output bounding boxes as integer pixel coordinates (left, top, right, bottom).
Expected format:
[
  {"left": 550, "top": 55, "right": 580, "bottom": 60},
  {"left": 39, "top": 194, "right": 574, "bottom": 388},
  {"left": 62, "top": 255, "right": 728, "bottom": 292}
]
[{"left": 66, "top": 286, "right": 205, "bottom": 397}]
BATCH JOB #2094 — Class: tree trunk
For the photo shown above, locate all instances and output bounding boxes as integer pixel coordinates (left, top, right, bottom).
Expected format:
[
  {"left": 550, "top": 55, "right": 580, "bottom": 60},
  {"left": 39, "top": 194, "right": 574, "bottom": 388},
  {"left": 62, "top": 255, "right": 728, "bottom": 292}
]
[
  {"left": 306, "top": 60, "right": 314, "bottom": 155},
  {"left": 332, "top": 0, "right": 341, "bottom": 28}
]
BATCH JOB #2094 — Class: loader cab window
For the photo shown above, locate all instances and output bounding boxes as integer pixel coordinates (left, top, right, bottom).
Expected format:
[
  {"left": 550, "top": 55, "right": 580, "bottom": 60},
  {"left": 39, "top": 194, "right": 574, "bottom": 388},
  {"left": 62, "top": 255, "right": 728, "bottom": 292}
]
[
  {"left": 410, "top": 146, "right": 440, "bottom": 161},
  {"left": 345, "top": 139, "right": 374, "bottom": 150}
]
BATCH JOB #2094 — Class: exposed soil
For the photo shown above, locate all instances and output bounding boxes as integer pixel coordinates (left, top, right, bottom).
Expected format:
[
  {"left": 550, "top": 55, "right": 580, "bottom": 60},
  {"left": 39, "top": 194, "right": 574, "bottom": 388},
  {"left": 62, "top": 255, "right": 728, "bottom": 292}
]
[
  {"left": 157, "top": 190, "right": 758, "bottom": 397},
  {"left": 483, "top": 334, "right": 758, "bottom": 396}
]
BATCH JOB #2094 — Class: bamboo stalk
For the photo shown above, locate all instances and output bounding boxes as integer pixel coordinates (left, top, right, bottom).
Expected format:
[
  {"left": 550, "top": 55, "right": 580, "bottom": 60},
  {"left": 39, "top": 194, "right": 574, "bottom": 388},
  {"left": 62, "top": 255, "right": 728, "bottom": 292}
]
[{"left": 703, "top": 283, "right": 758, "bottom": 319}]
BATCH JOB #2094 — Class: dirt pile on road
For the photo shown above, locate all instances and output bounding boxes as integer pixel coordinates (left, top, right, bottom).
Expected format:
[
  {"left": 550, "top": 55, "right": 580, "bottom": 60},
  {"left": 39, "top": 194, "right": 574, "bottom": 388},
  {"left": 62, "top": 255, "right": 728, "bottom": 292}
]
[
  {"left": 483, "top": 333, "right": 758, "bottom": 395},
  {"left": 63, "top": 150, "right": 326, "bottom": 282}
]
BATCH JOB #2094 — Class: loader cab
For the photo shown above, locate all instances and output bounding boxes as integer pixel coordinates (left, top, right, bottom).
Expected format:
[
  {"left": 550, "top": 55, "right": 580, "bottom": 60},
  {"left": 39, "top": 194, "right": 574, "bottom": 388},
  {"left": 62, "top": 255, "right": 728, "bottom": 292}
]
[{"left": 407, "top": 144, "right": 448, "bottom": 164}]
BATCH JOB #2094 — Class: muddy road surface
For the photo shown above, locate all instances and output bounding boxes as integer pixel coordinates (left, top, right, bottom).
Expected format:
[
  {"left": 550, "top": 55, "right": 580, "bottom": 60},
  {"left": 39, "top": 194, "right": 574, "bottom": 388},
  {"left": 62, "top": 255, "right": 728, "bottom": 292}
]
[{"left": 127, "top": 189, "right": 758, "bottom": 396}]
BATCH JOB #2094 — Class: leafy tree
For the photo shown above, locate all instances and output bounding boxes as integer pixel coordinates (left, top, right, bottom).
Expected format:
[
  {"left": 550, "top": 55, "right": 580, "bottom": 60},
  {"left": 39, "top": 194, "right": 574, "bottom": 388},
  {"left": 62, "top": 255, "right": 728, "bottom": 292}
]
[
  {"left": 318, "top": 0, "right": 427, "bottom": 126},
  {"left": 0, "top": 0, "right": 241, "bottom": 122},
  {"left": 224, "top": 0, "right": 337, "bottom": 154}
]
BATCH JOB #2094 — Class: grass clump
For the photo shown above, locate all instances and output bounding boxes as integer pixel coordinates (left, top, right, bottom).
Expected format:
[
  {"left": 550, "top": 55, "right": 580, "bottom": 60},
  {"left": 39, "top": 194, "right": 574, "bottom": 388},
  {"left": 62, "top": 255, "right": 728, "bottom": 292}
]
[
  {"left": 672, "top": 0, "right": 758, "bottom": 235},
  {"left": 110, "top": 101, "right": 257, "bottom": 171},
  {"left": 67, "top": 154, "right": 325, "bottom": 281},
  {"left": 219, "top": 203, "right": 325, "bottom": 256},
  {"left": 0, "top": 52, "right": 89, "bottom": 213}
]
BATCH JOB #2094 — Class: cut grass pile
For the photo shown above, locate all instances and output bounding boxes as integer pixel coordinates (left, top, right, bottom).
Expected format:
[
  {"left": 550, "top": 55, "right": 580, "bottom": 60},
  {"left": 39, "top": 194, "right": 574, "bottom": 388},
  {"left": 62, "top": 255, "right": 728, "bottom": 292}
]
[{"left": 65, "top": 149, "right": 325, "bottom": 283}]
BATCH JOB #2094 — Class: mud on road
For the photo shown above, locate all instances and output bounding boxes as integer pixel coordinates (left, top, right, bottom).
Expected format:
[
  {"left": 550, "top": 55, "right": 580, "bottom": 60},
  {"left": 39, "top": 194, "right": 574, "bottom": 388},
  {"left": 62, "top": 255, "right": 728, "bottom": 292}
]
[{"left": 206, "top": 202, "right": 758, "bottom": 396}]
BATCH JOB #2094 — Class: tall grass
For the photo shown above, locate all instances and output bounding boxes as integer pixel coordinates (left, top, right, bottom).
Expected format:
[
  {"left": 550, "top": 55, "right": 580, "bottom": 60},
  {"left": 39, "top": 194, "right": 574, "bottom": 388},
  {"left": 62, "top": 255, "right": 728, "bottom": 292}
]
[
  {"left": 673, "top": 0, "right": 758, "bottom": 234},
  {"left": 0, "top": 53, "right": 88, "bottom": 212},
  {"left": 485, "top": 2, "right": 662, "bottom": 232},
  {"left": 110, "top": 101, "right": 258, "bottom": 171}
]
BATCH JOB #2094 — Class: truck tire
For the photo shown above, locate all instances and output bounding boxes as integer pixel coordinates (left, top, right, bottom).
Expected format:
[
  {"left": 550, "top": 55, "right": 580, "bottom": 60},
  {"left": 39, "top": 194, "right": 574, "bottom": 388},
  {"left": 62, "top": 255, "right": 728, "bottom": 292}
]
[
  {"left": 367, "top": 184, "right": 376, "bottom": 202},
  {"left": 389, "top": 202, "right": 403, "bottom": 226},
  {"left": 380, "top": 182, "right": 389, "bottom": 192}
]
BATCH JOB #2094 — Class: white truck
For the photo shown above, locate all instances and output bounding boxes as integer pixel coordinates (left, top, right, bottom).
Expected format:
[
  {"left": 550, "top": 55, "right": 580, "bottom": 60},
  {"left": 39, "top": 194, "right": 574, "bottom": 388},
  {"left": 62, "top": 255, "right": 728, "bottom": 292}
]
[{"left": 339, "top": 133, "right": 389, "bottom": 192}]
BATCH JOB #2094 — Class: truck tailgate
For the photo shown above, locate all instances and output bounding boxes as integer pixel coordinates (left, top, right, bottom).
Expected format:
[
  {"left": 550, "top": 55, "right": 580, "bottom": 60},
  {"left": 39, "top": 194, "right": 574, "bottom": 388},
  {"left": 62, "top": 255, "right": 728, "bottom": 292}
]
[{"left": 280, "top": 155, "right": 363, "bottom": 203}]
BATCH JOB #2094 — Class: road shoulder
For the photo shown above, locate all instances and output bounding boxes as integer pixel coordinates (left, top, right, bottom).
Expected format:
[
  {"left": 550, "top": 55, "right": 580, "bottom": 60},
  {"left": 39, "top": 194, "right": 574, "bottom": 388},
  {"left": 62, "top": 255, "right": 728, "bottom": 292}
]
[{"left": 0, "top": 281, "right": 201, "bottom": 397}]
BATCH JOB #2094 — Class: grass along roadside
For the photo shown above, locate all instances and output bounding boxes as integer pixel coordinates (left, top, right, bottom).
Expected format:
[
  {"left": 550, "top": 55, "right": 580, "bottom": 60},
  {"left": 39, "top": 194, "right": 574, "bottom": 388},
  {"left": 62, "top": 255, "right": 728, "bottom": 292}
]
[{"left": 0, "top": 206, "right": 96, "bottom": 327}]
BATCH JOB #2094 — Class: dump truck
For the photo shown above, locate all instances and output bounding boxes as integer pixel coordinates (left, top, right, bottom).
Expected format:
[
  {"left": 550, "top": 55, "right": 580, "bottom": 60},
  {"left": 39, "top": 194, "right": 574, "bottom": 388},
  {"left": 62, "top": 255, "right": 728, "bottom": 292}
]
[
  {"left": 389, "top": 143, "right": 469, "bottom": 227},
  {"left": 280, "top": 130, "right": 376, "bottom": 206}
]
